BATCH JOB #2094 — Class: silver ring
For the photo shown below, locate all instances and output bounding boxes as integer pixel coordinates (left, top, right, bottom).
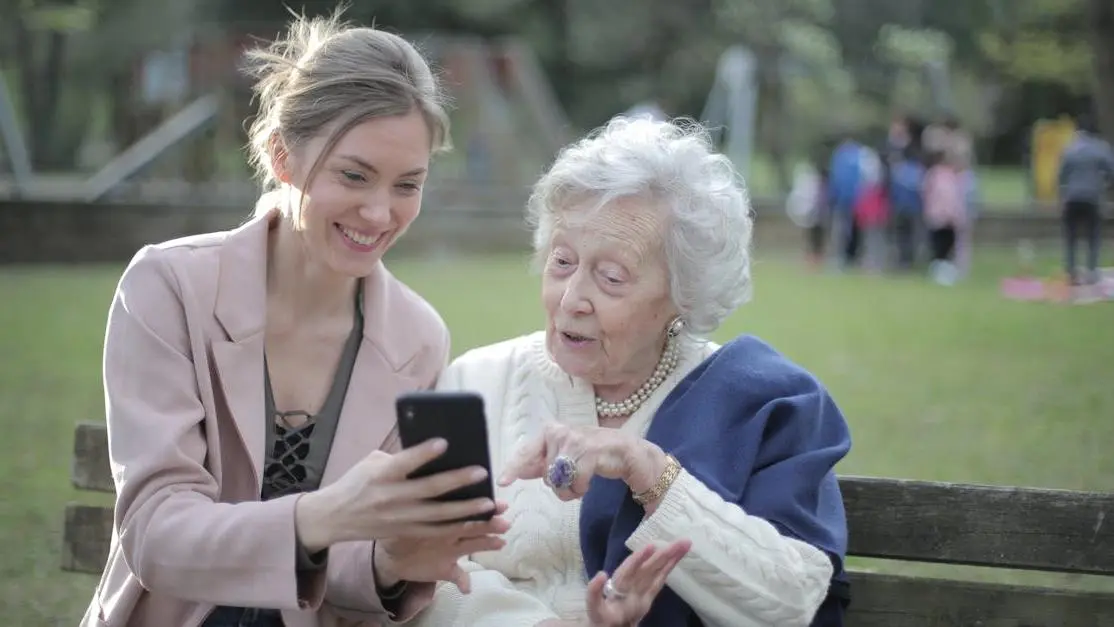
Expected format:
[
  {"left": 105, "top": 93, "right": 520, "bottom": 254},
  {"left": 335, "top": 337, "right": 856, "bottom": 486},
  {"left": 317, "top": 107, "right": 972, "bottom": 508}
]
[
  {"left": 602, "top": 577, "right": 627, "bottom": 601},
  {"left": 545, "top": 454, "right": 579, "bottom": 491}
]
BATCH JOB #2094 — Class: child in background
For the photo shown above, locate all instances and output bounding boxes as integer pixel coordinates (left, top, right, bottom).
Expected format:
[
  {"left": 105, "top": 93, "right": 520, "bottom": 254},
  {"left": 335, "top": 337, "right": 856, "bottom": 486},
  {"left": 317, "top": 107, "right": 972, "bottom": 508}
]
[
  {"left": 809, "top": 160, "right": 831, "bottom": 268},
  {"left": 888, "top": 145, "right": 925, "bottom": 270},
  {"left": 786, "top": 158, "right": 829, "bottom": 268},
  {"left": 953, "top": 166, "right": 980, "bottom": 279},
  {"left": 922, "top": 150, "right": 965, "bottom": 285},
  {"left": 828, "top": 134, "right": 864, "bottom": 269},
  {"left": 854, "top": 145, "right": 889, "bottom": 273}
]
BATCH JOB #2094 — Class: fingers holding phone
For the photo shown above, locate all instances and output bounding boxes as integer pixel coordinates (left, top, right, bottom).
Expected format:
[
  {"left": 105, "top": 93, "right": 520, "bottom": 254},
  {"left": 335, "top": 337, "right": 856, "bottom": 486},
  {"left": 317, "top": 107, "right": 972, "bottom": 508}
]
[
  {"left": 373, "top": 500, "right": 512, "bottom": 593},
  {"left": 386, "top": 438, "right": 499, "bottom": 524},
  {"left": 367, "top": 391, "right": 508, "bottom": 591},
  {"left": 293, "top": 390, "right": 508, "bottom": 592},
  {"left": 394, "top": 391, "right": 498, "bottom": 521},
  {"left": 298, "top": 437, "right": 499, "bottom": 549}
]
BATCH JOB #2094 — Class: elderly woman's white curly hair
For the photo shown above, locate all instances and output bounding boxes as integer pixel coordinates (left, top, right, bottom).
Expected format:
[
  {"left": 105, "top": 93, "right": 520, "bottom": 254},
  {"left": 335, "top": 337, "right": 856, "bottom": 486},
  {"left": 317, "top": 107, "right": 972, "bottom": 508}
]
[{"left": 526, "top": 116, "right": 754, "bottom": 337}]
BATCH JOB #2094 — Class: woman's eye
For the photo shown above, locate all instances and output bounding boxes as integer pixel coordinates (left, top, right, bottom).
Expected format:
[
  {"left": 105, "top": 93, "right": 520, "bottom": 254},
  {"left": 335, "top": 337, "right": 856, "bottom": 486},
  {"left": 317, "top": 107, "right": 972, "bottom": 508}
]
[
  {"left": 397, "top": 182, "right": 421, "bottom": 193},
  {"left": 342, "top": 170, "right": 365, "bottom": 183}
]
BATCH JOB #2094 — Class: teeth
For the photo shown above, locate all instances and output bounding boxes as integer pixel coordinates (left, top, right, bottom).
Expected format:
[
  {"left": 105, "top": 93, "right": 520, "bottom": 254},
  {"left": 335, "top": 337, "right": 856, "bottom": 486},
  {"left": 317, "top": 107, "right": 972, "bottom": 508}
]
[{"left": 341, "top": 225, "right": 378, "bottom": 247}]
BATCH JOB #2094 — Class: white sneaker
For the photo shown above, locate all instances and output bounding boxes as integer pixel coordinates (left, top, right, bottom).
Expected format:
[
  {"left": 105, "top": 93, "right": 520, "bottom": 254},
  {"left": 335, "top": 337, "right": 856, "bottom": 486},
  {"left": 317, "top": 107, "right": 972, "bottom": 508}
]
[
  {"left": 1072, "top": 285, "right": 1101, "bottom": 305},
  {"left": 931, "top": 261, "right": 957, "bottom": 286}
]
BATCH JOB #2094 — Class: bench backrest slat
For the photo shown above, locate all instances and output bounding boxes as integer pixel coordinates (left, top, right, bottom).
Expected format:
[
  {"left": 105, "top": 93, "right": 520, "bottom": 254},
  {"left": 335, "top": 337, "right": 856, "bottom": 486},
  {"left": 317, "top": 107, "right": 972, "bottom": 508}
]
[
  {"left": 62, "top": 504, "right": 113, "bottom": 573},
  {"left": 846, "top": 571, "right": 1114, "bottom": 626},
  {"left": 843, "top": 476, "right": 1114, "bottom": 576},
  {"left": 72, "top": 421, "right": 114, "bottom": 493}
]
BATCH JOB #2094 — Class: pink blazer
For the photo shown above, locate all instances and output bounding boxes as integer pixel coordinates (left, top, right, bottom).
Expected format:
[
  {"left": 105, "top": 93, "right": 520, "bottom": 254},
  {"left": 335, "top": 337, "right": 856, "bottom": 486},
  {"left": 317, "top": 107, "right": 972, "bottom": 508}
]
[{"left": 81, "top": 209, "right": 449, "bottom": 627}]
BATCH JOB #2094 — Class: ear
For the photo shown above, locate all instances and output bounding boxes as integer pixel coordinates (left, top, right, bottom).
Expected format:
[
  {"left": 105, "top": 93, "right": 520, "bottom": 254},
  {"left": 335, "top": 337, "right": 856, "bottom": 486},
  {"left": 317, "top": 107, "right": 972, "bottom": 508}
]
[{"left": 268, "top": 132, "right": 294, "bottom": 185}]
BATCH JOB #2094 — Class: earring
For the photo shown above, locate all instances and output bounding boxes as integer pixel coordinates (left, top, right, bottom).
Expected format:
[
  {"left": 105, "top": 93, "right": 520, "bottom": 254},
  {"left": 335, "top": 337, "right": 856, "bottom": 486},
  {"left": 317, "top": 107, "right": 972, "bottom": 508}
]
[{"left": 666, "top": 316, "right": 685, "bottom": 338}]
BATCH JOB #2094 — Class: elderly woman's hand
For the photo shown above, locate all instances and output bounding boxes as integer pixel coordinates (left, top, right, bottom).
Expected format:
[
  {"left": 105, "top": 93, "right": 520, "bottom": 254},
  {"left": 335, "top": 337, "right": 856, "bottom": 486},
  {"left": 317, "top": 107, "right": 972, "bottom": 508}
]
[
  {"left": 584, "top": 540, "right": 691, "bottom": 627},
  {"left": 531, "top": 541, "right": 690, "bottom": 627},
  {"left": 498, "top": 423, "right": 669, "bottom": 501}
]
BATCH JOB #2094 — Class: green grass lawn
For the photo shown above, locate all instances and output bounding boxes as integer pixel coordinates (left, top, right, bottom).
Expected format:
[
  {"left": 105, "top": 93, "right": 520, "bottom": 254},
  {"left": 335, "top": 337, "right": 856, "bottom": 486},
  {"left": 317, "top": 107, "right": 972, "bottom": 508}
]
[{"left": 2, "top": 246, "right": 1112, "bottom": 624}]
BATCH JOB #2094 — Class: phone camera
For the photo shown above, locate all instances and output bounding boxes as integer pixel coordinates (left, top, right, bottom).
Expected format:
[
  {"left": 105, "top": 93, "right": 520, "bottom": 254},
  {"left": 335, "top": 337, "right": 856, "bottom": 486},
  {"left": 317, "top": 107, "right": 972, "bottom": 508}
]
[{"left": 404, "top": 407, "right": 414, "bottom": 420}]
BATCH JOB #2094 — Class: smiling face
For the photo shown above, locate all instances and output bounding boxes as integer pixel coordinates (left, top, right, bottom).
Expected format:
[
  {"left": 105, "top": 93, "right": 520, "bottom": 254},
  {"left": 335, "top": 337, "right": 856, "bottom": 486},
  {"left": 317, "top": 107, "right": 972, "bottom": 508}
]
[
  {"left": 276, "top": 109, "right": 432, "bottom": 277},
  {"left": 541, "top": 197, "right": 679, "bottom": 392}
]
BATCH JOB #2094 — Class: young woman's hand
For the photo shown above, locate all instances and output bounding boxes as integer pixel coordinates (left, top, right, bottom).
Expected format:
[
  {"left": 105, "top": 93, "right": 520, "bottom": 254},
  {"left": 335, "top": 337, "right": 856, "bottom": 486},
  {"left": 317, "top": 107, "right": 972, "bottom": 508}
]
[
  {"left": 295, "top": 437, "right": 504, "bottom": 551},
  {"left": 372, "top": 501, "right": 511, "bottom": 593}
]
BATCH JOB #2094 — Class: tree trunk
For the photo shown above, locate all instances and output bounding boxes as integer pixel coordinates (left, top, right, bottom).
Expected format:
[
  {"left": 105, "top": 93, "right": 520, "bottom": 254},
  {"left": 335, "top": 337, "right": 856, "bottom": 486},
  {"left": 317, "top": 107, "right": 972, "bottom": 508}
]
[
  {"left": 535, "top": 0, "right": 576, "bottom": 126},
  {"left": 33, "top": 30, "right": 67, "bottom": 167},
  {"left": 756, "top": 47, "right": 791, "bottom": 195},
  {"left": 14, "top": 19, "right": 38, "bottom": 159},
  {"left": 15, "top": 0, "right": 83, "bottom": 170},
  {"left": 1087, "top": 0, "right": 1114, "bottom": 143}
]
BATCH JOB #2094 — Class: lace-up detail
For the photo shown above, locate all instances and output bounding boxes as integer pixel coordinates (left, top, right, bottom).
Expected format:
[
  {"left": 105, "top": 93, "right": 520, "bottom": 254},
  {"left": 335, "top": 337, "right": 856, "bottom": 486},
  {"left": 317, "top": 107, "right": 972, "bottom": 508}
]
[
  {"left": 262, "top": 411, "right": 317, "bottom": 499},
  {"left": 258, "top": 282, "right": 364, "bottom": 501}
]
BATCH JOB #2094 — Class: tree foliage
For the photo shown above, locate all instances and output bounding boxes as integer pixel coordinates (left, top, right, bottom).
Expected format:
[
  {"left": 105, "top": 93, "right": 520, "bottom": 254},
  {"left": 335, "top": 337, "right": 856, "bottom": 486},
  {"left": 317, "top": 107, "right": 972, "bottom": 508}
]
[
  {"left": 978, "top": 0, "right": 1093, "bottom": 91},
  {"left": 2, "top": 0, "right": 1112, "bottom": 170}
]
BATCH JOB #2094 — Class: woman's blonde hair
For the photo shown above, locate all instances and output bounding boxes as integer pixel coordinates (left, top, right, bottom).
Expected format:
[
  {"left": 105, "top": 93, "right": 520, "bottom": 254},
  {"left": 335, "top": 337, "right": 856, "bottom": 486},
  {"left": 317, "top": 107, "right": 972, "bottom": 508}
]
[{"left": 243, "top": 7, "right": 451, "bottom": 212}]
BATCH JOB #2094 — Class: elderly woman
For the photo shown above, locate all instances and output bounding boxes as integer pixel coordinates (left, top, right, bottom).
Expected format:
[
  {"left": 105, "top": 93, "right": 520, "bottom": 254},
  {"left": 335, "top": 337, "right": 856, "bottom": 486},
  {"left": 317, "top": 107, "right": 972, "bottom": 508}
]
[{"left": 415, "top": 117, "right": 852, "bottom": 626}]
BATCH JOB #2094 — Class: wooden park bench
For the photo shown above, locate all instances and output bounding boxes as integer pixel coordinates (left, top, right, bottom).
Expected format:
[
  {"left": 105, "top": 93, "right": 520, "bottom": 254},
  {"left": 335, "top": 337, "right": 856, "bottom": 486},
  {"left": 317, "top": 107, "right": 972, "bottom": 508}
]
[{"left": 64, "top": 421, "right": 1114, "bottom": 625}]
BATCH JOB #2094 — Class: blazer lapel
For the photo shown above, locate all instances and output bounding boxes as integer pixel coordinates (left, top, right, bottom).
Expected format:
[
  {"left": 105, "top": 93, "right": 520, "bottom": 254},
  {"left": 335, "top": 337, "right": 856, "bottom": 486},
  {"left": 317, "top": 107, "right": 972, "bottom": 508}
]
[
  {"left": 321, "top": 265, "right": 420, "bottom": 485},
  {"left": 211, "top": 211, "right": 273, "bottom": 488},
  {"left": 319, "top": 341, "right": 417, "bottom": 485},
  {"left": 211, "top": 338, "right": 267, "bottom": 486}
]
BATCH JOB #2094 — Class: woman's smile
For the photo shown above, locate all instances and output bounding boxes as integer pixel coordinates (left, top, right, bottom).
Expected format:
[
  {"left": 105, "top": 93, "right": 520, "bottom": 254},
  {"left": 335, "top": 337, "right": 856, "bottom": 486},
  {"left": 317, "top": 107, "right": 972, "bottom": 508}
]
[{"left": 336, "top": 223, "right": 388, "bottom": 253}]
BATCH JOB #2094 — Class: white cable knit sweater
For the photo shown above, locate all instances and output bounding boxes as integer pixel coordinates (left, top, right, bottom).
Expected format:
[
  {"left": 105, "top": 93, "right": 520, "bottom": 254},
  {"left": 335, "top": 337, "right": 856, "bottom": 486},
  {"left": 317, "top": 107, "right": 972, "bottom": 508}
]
[{"left": 413, "top": 332, "right": 834, "bottom": 627}]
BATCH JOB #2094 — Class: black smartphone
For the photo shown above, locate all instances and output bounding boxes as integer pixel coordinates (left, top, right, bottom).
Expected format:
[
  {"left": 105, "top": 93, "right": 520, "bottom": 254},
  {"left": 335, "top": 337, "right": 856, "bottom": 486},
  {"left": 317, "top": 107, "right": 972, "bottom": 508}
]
[{"left": 395, "top": 390, "right": 495, "bottom": 522}]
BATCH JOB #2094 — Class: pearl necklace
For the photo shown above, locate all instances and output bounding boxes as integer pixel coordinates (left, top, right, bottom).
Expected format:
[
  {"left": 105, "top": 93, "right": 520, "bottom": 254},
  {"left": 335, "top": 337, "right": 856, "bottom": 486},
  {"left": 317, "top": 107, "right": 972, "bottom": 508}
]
[{"left": 595, "top": 338, "right": 680, "bottom": 419}]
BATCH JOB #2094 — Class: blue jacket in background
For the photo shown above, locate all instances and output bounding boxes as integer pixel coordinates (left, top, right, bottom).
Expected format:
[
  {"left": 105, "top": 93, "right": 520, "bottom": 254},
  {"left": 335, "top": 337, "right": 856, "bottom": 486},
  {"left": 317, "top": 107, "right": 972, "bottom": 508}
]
[
  {"left": 889, "top": 159, "right": 924, "bottom": 215},
  {"left": 1058, "top": 132, "right": 1114, "bottom": 205},
  {"left": 828, "top": 142, "right": 862, "bottom": 213},
  {"left": 963, "top": 169, "right": 980, "bottom": 219}
]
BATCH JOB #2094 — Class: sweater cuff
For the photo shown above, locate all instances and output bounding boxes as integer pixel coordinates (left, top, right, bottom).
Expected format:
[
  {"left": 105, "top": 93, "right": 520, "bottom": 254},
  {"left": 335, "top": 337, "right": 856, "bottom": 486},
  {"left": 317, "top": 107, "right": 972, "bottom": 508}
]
[
  {"left": 626, "top": 468, "right": 697, "bottom": 551},
  {"left": 368, "top": 543, "right": 435, "bottom": 623},
  {"left": 296, "top": 542, "right": 328, "bottom": 571}
]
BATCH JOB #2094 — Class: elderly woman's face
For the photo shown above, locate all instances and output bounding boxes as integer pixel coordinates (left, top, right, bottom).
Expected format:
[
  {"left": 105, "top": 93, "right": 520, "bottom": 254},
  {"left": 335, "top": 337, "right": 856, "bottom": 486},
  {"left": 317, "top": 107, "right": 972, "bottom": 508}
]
[{"left": 541, "top": 198, "right": 678, "bottom": 387}]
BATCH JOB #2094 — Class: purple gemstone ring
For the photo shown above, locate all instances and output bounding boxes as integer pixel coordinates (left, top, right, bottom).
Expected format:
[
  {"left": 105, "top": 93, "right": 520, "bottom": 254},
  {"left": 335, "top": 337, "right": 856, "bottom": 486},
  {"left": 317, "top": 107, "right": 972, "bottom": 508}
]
[{"left": 545, "top": 454, "right": 579, "bottom": 490}]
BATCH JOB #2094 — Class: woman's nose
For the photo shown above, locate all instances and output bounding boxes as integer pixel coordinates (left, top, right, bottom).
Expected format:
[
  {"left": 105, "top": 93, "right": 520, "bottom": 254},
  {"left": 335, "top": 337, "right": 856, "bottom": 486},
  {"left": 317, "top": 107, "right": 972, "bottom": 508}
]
[
  {"left": 358, "top": 189, "right": 391, "bottom": 226},
  {"left": 560, "top": 274, "right": 593, "bottom": 315}
]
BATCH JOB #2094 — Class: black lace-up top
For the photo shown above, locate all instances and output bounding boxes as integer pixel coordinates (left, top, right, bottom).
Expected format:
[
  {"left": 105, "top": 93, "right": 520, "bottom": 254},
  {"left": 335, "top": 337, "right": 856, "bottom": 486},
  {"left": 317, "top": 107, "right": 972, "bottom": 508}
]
[
  {"left": 201, "top": 283, "right": 363, "bottom": 627},
  {"left": 260, "top": 287, "right": 363, "bottom": 499}
]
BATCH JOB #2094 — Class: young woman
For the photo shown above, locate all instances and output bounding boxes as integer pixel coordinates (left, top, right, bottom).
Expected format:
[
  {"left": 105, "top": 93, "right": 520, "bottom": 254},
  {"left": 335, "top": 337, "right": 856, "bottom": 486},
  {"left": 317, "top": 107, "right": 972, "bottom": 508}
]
[{"left": 81, "top": 11, "right": 508, "bottom": 627}]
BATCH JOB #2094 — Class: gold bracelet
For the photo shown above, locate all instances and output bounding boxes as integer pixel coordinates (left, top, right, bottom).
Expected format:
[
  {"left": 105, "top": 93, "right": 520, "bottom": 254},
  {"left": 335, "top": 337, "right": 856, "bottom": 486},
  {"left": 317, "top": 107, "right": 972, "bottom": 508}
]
[{"left": 632, "top": 453, "right": 681, "bottom": 506}]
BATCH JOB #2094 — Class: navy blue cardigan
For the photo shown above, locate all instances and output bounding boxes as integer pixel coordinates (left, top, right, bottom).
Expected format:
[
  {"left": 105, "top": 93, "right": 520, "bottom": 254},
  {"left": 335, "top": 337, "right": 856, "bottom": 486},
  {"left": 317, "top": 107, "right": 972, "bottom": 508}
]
[{"left": 579, "top": 335, "right": 852, "bottom": 626}]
